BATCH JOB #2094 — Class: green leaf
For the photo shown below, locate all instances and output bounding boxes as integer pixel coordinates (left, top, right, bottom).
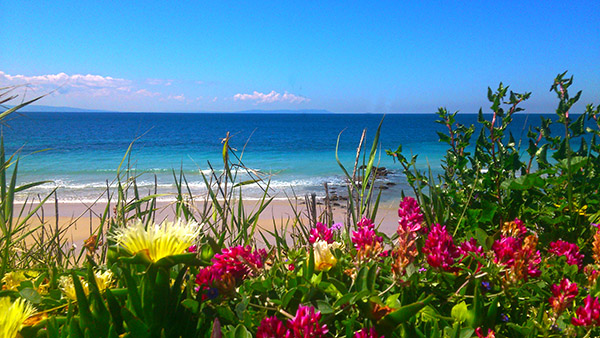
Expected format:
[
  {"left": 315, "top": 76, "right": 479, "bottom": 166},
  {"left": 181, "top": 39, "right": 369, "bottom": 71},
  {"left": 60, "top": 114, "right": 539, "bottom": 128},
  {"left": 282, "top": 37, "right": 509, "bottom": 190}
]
[
  {"left": 451, "top": 301, "right": 470, "bottom": 323},
  {"left": 19, "top": 287, "right": 42, "bottom": 304},
  {"left": 377, "top": 294, "right": 434, "bottom": 331},
  {"left": 316, "top": 300, "right": 334, "bottom": 314},
  {"left": 121, "top": 307, "right": 150, "bottom": 338}
]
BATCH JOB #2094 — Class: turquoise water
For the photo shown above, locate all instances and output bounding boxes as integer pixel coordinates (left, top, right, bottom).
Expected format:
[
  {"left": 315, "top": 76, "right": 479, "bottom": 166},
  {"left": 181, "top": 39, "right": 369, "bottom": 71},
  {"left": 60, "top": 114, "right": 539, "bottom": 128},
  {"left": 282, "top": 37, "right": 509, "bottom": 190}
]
[{"left": 2, "top": 112, "right": 568, "bottom": 203}]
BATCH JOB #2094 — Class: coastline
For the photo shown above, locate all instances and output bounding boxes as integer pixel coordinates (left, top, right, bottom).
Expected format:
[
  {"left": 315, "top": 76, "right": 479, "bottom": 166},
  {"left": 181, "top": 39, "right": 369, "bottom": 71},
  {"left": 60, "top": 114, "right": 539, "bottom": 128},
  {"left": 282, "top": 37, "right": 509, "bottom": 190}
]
[{"left": 17, "top": 198, "right": 401, "bottom": 248}]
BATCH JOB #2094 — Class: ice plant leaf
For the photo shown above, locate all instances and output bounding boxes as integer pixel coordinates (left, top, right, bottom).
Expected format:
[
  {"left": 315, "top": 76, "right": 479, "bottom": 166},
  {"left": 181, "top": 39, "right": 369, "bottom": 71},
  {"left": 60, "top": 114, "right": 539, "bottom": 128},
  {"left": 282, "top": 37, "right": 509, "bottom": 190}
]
[{"left": 376, "top": 294, "right": 434, "bottom": 331}]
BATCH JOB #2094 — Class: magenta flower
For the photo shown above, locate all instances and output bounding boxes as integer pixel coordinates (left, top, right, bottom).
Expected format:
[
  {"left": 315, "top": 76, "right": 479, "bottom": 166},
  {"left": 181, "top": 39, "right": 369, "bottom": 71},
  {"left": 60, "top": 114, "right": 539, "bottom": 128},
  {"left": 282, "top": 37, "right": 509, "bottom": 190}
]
[
  {"left": 549, "top": 240, "right": 585, "bottom": 270},
  {"left": 492, "top": 236, "right": 521, "bottom": 266},
  {"left": 398, "top": 196, "right": 426, "bottom": 234},
  {"left": 572, "top": 295, "right": 600, "bottom": 327},
  {"left": 459, "top": 238, "right": 484, "bottom": 271},
  {"left": 187, "top": 245, "right": 197, "bottom": 253},
  {"left": 549, "top": 278, "right": 578, "bottom": 314},
  {"left": 256, "top": 316, "right": 290, "bottom": 338},
  {"left": 287, "top": 305, "right": 328, "bottom": 337},
  {"left": 492, "top": 231, "right": 541, "bottom": 281},
  {"left": 459, "top": 238, "right": 484, "bottom": 257},
  {"left": 354, "top": 327, "right": 384, "bottom": 338},
  {"left": 195, "top": 245, "right": 267, "bottom": 293},
  {"left": 422, "top": 224, "right": 460, "bottom": 271},
  {"left": 352, "top": 217, "right": 383, "bottom": 251},
  {"left": 309, "top": 222, "right": 334, "bottom": 244},
  {"left": 475, "top": 328, "right": 495, "bottom": 338}
]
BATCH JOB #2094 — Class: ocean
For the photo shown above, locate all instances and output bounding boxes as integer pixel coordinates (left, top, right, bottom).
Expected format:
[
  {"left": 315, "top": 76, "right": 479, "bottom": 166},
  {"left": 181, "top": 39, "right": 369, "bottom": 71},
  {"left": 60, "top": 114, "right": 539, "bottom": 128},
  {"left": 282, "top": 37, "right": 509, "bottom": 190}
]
[{"left": 1, "top": 112, "right": 571, "bottom": 203}]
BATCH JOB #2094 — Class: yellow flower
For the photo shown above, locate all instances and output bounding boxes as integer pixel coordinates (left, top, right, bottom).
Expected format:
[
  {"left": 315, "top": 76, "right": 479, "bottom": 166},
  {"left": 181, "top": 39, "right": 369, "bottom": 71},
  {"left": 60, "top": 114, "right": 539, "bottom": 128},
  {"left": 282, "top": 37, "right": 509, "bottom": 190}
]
[
  {"left": 1, "top": 271, "right": 27, "bottom": 291},
  {"left": 59, "top": 275, "right": 88, "bottom": 301},
  {"left": 93, "top": 269, "right": 115, "bottom": 291},
  {"left": 111, "top": 219, "right": 201, "bottom": 262},
  {"left": 0, "top": 297, "right": 35, "bottom": 338},
  {"left": 313, "top": 240, "right": 341, "bottom": 272},
  {"left": 58, "top": 270, "right": 114, "bottom": 301}
]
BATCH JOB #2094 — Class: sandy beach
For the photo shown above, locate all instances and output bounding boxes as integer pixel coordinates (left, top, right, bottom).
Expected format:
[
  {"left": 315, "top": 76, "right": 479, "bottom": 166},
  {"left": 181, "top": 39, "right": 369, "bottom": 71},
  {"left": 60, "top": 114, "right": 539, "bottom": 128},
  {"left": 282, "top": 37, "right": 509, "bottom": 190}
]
[{"left": 17, "top": 197, "right": 401, "bottom": 249}]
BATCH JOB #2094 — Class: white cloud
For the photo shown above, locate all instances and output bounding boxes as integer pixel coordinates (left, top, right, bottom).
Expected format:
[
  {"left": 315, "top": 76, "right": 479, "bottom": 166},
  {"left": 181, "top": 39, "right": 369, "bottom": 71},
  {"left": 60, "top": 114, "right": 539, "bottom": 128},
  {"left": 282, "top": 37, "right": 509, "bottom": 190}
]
[
  {"left": 167, "top": 94, "right": 186, "bottom": 102},
  {"left": 135, "top": 89, "right": 161, "bottom": 97},
  {"left": 233, "top": 90, "right": 309, "bottom": 104},
  {"left": 146, "top": 78, "right": 173, "bottom": 86},
  {"left": 1, "top": 71, "right": 131, "bottom": 90}
]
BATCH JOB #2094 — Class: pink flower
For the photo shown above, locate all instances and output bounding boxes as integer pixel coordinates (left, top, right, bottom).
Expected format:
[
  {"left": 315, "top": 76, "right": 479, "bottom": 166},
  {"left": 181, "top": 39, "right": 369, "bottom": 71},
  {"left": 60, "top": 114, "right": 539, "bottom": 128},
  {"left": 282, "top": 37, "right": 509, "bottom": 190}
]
[
  {"left": 492, "top": 233, "right": 541, "bottom": 281},
  {"left": 187, "top": 245, "right": 197, "bottom": 253},
  {"left": 459, "top": 238, "right": 484, "bottom": 257},
  {"left": 475, "top": 328, "right": 495, "bottom": 338},
  {"left": 572, "top": 295, "right": 600, "bottom": 327},
  {"left": 422, "top": 224, "right": 460, "bottom": 271},
  {"left": 352, "top": 217, "right": 383, "bottom": 251},
  {"left": 398, "top": 196, "right": 426, "bottom": 235},
  {"left": 354, "top": 327, "right": 384, "bottom": 338},
  {"left": 459, "top": 238, "right": 484, "bottom": 271},
  {"left": 257, "top": 316, "right": 290, "bottom": 338},
  {"left": 549, "top": 240, "right": 585, "bottom": 270},
  {"left": 195, "top": 245, "right": 267, "bottom": 293},
  {"left": 287, "top": 305, "right": 328, "bottom": 337},
  {"left": 549, "top": 278, "right": 578, "bottom": 314},
  {"left": 309, "top": 222, "right": 334, "bottom": 244},
  {"left": 492, "top": 236, "right": 521, "bottom": 266}
]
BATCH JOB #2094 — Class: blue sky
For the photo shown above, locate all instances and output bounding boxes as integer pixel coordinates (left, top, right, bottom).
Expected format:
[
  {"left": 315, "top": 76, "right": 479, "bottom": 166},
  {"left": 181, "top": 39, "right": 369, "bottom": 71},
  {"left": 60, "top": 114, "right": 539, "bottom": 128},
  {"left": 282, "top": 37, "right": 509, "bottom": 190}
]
[{"left": 1, "top": 1, "right": 599, "bottom": 112}]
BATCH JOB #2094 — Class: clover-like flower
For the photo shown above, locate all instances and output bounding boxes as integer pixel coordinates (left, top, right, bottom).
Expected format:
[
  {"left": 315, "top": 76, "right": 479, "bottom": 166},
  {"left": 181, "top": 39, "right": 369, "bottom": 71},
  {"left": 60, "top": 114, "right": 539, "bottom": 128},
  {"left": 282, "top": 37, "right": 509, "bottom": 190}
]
[
  {"left": 309, "top": 222, "right": 334, "bottom": 244},
  {"left": 549, "top": 278, "right": 578, "bottom": 314},
  {"left": 423, "top": 224, "right": 459, "bottom": 271},
  {"left": 111, "top": 219, "right": 201, "bottom": 262},
  {"left": 256, "top": 316, "right": 289, "bottom": 338},
  {"left": 572, "top": 295, "right": 600, "bottom": 327},
  {"left": 0, "top": 297, "right": 36, "bottom": 338},
  {"left": 354, "top": 327, "right": 384, "bottom": 338},
  {"left": 398, "top": 196, "right": 425, "bottom": 234},
  {"left": 549, "top": 240, "right": 584, "bottom": 270},
  {"left": 195, "top": 245, "right": 267, "bottom": 297},
  {"left": 287, "top": 305, "right": 328, "bottom": 337},
  {"left": 352, "top": 217, "right": 383, "bottom": 260}
]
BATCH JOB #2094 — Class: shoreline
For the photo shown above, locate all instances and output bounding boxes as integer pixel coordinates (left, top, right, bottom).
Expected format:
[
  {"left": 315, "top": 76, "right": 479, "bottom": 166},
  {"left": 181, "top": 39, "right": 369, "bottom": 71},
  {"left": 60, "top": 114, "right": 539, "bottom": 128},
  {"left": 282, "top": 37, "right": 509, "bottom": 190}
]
[{"left": 16, "top": 197, "right": 401, "bottom": 248}]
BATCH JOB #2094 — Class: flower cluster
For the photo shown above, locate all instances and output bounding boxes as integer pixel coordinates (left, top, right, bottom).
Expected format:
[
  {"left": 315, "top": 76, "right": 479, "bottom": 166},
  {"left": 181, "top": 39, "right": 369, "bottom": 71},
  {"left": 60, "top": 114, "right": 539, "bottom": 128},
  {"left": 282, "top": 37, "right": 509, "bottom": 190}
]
[
  {"left": 352, "top": 217, "right": 383, "bottom": 260},
  {"left": 195, "top": 245, "right": 267, "bottom": 296},
  {"left": 572, "top": 295, "right": 600, "bottom": 327},
  {"left": 459, "top": 238, "right": 484, "bottom": 258},
  {"left": 397, "top": 196, "right": 425, "bottom": 234},
  {"left": 422, "top": 224, "right": 460, "bottom": 271},
  {"left": 309, "top": 222, "right": 334, "bottom": 244},
  {"left": 492, "top": 219, "right": 541, "bottom": 282},
  {"left": 549, "top": 240, "right": 584, "bottom": 270},
  {"left": 549, "top": 278, "right": 578, "bottom": 314},
  {"left": 392, "top": 197, "right": 425, "bottom": 279},
  {"left": 354, "top": 327, "right": 384, "bottom": 338},
  {"left": 257, "top": 305, "right": 328, "bottom": 338},
  {"left": 593, "top": 229, "right": 600, "bottom": 265},
  {"left": 458, "top": 237, "right": 485, "bottom": 271},
  {"left": 475, "top": 328, "right": 496, "bottom": 338}
]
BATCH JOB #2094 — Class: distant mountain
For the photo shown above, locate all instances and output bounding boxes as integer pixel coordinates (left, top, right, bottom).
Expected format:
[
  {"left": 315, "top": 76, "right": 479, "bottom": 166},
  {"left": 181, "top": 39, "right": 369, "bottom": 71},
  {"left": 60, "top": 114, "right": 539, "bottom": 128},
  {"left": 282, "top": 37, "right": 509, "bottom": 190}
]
[
  {"left": 5, "top": 104, "right": 111, "bottom": 113},
  {"left": 5, "top": 105, "right": 332, "bottom": 114}
]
